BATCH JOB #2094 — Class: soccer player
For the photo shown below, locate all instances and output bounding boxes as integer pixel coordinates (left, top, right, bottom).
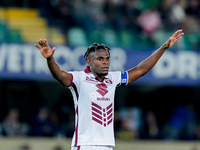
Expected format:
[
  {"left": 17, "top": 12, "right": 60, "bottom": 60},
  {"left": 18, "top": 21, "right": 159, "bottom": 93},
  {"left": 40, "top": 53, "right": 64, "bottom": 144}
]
[{"left": 35, "top": 29, "right": 183, "bottom": 150}]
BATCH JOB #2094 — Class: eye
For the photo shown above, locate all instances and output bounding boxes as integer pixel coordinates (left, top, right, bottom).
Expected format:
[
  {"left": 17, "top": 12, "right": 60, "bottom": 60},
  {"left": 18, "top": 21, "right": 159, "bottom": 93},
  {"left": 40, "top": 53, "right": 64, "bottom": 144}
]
[{"left": 98, "top": 58, "right": 103, "bottom": 61}]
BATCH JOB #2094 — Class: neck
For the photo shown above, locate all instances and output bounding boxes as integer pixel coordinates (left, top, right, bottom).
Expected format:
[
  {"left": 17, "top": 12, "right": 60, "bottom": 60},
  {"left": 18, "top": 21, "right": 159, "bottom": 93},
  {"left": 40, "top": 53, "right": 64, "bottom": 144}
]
[
  {"left": 95, "top": 76, "right": 105, "bottom": 82},
  {"left": 93, "top": 71, "right": 105, "bottom": 82},
  {"left": 90, "top": 67, "right": 105, "bottom": 82}
]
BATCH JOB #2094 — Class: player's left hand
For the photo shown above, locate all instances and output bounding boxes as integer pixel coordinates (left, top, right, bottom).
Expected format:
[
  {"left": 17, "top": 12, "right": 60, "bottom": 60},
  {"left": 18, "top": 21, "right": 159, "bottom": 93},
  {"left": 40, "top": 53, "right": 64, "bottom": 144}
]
[{"left": 163, "top": 29, "right": 184, "bottom": 49}]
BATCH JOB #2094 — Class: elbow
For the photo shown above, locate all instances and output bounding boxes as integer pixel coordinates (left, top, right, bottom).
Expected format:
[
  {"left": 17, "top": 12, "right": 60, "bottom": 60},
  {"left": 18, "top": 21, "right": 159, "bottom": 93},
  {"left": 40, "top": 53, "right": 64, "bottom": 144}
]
[
  {"left": 141, "top": 69, "right": 148, "bottom": 76},
  {"left": 52, "top": 74, "right": 62, "bottom": 81},
  {"left": 140, "top": 72, "right": 146, "bottom": 77},
  {"left": 137, "top": 67, "right": 149, "bottom": 77}
]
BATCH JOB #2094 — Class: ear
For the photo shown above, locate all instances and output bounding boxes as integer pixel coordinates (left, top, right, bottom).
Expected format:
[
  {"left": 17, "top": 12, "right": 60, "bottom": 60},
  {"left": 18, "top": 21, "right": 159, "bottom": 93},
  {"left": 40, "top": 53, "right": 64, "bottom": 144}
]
[{"left": 87, "top": 59, "right": 92, "bottom": 66}]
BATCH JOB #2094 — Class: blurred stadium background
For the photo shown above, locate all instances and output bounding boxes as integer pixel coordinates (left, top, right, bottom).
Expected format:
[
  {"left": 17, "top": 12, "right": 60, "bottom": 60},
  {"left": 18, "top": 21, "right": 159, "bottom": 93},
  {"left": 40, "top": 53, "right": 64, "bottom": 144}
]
[{"left": 0, "top": 0, "right": 200, "bottom": 150}]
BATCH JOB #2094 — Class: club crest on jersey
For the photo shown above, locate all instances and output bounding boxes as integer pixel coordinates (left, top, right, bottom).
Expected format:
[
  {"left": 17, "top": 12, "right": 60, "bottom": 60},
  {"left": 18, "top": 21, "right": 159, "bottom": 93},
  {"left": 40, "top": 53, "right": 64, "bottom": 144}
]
[
  {"left": 104, "top": 78, "right": 113, "bottom": 84},
  {"left": 91, "top": 102, "right": 113, "bottom": 127},
  {"left": 96, "top": 83, "right": 108, "bottom": 96}
]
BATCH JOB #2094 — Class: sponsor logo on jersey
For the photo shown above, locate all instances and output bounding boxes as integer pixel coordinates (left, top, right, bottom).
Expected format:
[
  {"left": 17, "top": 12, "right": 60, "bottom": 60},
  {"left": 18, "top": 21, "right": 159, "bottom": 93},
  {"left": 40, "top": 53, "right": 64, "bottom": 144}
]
[
  {"left": 96, "top": 83, "right": 108, "bottom": 96},
  {"left": 104, "top": 78, "right": 113, "bottom": 84}
]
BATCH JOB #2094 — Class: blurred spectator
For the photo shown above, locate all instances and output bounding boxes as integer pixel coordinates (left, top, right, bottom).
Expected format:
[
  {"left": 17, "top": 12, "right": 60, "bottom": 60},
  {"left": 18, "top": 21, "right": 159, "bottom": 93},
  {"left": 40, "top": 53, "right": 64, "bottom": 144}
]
[
  {"left": 118, "top": 107, "right": 142, "bottom": 139},
  {"left": 140, "top": 111, "right": 161, "bottom": 139},
  {"left": 103, "top": 0, "right": 123, "bottom": 31},
  {"left": 164, "top": 104, "right": 196, "bottom": 140},
  {"left": 38, "top": 0, "right": 76, "bottom": 34},
  {"left": 1, "top": 0, "right": 200, "bottom": 50},
  {"left": 71, "top": 0, "right": 105, "bottom": 31},
  {"left": 158, "top": 0, "right": 173, "bottom": 29},
  {"left": 118, "top": 0, "right": 142, "bottom": 33},
  {"left": 185, "top": 0, "right": 200, "bottom": 19},
  {"left": 114, "top": 111, "right": 122, "bottom": 134},
  {"left": 1, "top": 108, "right": 29, "bottom": 137},
  {"left": 138, "top": 8, "right": 161, "bottom": 36},
  {"left": 170, "top": 0, "right": 186, "bottom": 25},
  {"left": 0, "top": 0, "right": 22, "bottom": 7},
  {"left": 49, "top": 111, "right": 63, "bottom": 137},
  {"left": 60, "top": 109, "right": 75, "bottom": 138},
  {"left": 71, "top": 0, "right": 91, "bottom": 31},
  {"left": 51, "top": 0, "right": 76, "bottom": 30},
  {"left": 115, "top": 117, "right": 135, "bottom": 140},
  {"left": 52, "top": 145, "right": 63, "bottom": 150},
  {"left": 30, "top": 107, "right": 55, "bottom": 136},
  {"left": 19, "top": 144, "right": 31, "bottom": 150}
]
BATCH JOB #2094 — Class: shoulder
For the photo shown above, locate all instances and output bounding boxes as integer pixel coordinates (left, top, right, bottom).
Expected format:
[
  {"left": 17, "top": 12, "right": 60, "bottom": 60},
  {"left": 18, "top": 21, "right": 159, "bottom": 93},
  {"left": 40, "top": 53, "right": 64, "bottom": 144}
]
[
  {"left": 107, "top": 71, "right": 121, "bottom": 76},
  {"left": 106, "top": 71, "right": 121, "bottom": 81},
  {"left": 107, "top": 71, "right": 128, "bottom": 86},
  {"left": 68, "top": 70, "right": 86, "bottom": 79},
  {"left": 69, "top": 70, "right": 84, "bottom": 75},
  {"left": 108, "top": 71, "right": 128, "bottom": 77}
]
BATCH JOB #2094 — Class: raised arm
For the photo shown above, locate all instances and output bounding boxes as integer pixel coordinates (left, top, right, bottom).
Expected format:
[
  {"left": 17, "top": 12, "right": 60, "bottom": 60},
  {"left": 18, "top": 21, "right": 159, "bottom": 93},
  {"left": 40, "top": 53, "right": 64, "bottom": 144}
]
[
  {"left": 35, "top": 39, "right": 72, "bottom": 87},
  {"left": 127, "top": 29, "right": 184, "bottom": 84}
]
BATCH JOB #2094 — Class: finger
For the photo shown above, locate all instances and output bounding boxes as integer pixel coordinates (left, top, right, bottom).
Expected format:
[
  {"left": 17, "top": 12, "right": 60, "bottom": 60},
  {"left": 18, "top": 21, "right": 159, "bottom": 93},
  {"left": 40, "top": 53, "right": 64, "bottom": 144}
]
[
  {"left": 35, "top": 44, "right": 41, "bottom": 50},
  {"left": 176, "top": 33, "right": 184, "bottom": 40},
  {"left": 171, "top": 29, "right": 182, "bottom": 38},
  {"left": 173, "top": 29, "right": 183, "bottom": 37},
  {"left": 176, "top": 36, "right": 182, "bottom": 41},
  {"left": 39, "top": 39, "right": 45, "bottom": 47},
  {"left": 37, "top": 40, "right": 43, "bottom": 47},
  {"left": 52, "top": 47, "right": 56, "bottom": 53},
  {"left": 178, "top": 32, "right": 184, "bottom": 37},
  {"left": 44, "top": 39, "right": 49, "bottom": 47},
  {"left": 177, "top": 32, "right": 184, "bottom": 36}
]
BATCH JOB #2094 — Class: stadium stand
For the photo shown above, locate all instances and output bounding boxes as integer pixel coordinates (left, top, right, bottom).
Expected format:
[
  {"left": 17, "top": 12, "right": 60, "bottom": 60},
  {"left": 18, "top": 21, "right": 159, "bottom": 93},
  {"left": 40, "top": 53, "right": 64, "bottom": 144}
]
[
  {"left": 0, "top": 22, "right": 7, "bottom": 42},
  {"left": 0, "top": 8, "right": 66, "bottom": 44},
  {"left": 67, "top": 27, "right": 88, "bottom": 46}
]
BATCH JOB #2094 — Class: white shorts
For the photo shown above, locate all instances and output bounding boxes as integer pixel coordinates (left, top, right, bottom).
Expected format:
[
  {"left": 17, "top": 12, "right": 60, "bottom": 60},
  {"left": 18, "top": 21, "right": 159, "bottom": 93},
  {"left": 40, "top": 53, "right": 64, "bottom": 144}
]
[{"left": 71, "top": 145, "right": 113, "bottom": 150}]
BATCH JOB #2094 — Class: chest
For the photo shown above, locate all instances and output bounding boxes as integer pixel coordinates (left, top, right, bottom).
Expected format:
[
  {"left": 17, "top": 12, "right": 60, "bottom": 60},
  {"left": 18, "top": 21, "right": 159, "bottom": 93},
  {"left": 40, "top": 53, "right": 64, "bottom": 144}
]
[{"left": 78, "top": 76, "right": 116, "bottom": 103}]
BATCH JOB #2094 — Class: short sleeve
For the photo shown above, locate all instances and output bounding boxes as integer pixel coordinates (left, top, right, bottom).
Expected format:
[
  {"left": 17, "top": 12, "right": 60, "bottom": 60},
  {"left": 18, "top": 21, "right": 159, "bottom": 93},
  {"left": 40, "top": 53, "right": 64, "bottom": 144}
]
[
  {"left": 68, "top": 71, "right": 80, "bottom": 87},
  {"left": 109, "top": 71, "right": 128, "bottom": 87}
]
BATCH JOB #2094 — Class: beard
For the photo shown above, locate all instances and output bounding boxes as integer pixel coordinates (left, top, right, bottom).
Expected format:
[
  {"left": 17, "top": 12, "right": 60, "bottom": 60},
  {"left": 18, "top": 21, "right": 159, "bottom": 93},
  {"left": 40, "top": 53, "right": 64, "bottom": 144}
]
[
  {"left": 100, "top": 72, "right": 108, "bottom": 76},
  {"left": 90, "top": 66, "right": 109, "bottom": 77},
  {"left": 96, "top": 72, "right": 108, "bottom": 77}
]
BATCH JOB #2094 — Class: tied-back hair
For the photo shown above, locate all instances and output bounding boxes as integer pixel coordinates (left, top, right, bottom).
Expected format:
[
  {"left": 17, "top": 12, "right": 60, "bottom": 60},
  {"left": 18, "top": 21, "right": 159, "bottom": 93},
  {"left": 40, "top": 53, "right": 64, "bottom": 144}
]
[{"left": 84, "top": 43, "right": 111, "bottom": 60}]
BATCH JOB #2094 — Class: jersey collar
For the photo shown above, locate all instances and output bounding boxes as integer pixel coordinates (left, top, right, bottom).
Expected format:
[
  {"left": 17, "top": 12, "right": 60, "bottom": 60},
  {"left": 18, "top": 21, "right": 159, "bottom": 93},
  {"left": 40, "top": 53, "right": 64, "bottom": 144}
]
[
  {"left": 84, "top": 66, "right": 92, "bottom": 73},
  {"left": 84, "top": 66, "right": 109, "bottom": 82}
]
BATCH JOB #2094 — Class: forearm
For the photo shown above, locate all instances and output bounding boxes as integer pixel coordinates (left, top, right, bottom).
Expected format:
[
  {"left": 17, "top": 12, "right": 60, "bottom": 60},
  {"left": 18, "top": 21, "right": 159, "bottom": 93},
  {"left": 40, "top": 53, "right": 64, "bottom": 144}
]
[
  {"left": 35, "top": 39, "right": 72, "bottom": 86},
  {"left": 127, "top": 29, "right": 183, "bottom": 84},
  {"left": 127, "top": 44, "right": 168, "bottom": 83},
  {"left": 137, "top": 44, "right": 168, "bottom": 74},
  {"left": 47, "top": 56, "right": 63, "bottom": 80}
]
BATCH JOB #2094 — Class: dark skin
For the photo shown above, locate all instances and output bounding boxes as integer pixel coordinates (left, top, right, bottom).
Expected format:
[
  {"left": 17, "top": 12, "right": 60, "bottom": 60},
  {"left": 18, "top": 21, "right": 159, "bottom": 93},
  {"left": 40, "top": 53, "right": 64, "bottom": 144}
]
[
  {"left": 87, "top": 49, "right": 110, "bottom": 81},
  {"left": 35, "top": 29, "right": 184, "bottom": 86}
]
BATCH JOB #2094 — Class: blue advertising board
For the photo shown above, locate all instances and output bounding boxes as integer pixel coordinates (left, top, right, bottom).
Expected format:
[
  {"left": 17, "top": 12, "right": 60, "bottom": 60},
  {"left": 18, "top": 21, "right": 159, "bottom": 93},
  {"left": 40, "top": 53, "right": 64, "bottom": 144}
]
[{"left": 0, "top": 43, "right": 200, "bottom": 86}]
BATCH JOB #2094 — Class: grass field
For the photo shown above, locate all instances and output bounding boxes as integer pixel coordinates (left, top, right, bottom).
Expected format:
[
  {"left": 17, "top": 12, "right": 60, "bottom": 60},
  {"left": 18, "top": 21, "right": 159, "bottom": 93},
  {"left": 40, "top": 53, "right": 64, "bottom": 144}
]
[{"left": 0, "top": 138, "right": 200, "bottom": 150}]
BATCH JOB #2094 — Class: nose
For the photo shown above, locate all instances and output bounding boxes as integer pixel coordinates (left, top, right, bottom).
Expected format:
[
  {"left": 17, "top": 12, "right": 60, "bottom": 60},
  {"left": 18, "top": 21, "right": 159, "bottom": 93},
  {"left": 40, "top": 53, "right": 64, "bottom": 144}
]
[{"left": 103, "top": 59, "right": 109, "bottom": 65}]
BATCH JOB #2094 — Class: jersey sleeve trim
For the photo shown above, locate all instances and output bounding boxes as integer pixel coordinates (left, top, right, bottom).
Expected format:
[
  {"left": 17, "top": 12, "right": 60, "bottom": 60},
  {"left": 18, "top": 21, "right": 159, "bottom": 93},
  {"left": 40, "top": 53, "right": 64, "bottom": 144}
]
[{"left": 120, "top": 71, "right": 128, "bottom": 86}]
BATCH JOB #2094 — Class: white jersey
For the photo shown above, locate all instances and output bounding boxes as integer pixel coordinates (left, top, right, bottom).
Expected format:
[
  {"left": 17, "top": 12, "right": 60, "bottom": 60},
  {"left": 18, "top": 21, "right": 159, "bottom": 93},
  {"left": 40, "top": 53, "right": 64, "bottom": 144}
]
[{"left": 68, "top": 66, "right": 128, "bottom": 147}]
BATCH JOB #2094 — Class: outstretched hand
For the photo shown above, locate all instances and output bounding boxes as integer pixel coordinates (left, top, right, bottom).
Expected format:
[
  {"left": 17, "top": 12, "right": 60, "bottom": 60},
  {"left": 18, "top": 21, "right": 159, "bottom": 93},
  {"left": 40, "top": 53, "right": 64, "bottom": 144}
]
[
  {"left": 35, "top": 39, "right": 56, "bottom": 59},
  {"left": 163, "top": 29, "right": 184, "bottom": 49}
]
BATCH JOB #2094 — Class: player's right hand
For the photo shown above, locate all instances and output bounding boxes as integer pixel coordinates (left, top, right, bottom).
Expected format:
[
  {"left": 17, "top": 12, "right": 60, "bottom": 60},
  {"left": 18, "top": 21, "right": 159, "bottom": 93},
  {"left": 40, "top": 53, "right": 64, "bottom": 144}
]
[{"left": 35, "top": 39, "right": 55, "bottom": 59}]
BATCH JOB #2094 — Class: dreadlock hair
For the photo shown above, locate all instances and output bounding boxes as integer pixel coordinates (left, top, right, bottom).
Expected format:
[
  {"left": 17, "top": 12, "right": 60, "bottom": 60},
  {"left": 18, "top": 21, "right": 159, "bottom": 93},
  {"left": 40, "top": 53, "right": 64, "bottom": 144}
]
[{"left": 84, "top": 43, "right": 111, "bottom": 60}]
